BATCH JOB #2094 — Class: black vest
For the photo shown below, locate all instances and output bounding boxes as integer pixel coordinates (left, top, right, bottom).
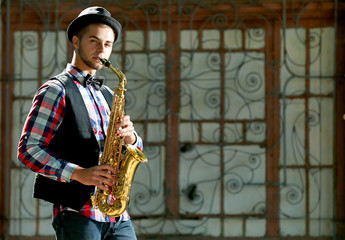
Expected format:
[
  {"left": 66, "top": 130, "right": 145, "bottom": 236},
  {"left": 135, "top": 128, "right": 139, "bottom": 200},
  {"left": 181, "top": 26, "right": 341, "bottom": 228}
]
[{"left": 33, "top": 72, "right": 113, "bottom": 210}]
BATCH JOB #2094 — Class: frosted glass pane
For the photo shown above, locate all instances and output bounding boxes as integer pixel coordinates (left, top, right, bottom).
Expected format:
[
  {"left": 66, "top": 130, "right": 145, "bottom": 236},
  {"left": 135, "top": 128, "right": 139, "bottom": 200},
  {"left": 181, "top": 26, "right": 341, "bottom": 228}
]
[
  {"left": 201, "top": 123, "right": 220, "bottom": 142},
  {"left": 179, "top": 145, "right": 221, "bottom": 214},
  {"left": 129, "top": 146, "right": 165, "bottom": 215},
  {"left": 38, "top": 218, "right": 54, "bottom": 235},
  {"left": 309, "top": 169, "right": 333, "bottom": 218},
  {"left": 309, "top": 28, "right": 335, "bottom": 95},
  {"left": 133, "top": 218, "right": 221, "bottom": 236},
  {"left": 280, "top": 98, "right": 306, "bottom": 165},
  {"left": 224, "top": 146, "right": 266, "bottom": 214},
  {"left": 14, "top": 31, "right": 39, "bottom": 79},
  {"left": 246, "top": 28, "right": 265, "bottom": 49},
  {"left": 280, "top": 219, "right": 306, "bottom": 236},
  {"left": 246, "top": 219, "right": 266, "bottom": 237},
  {"left": 280, "top": 66, "right": 306, "bottom": 96},
  {"left": 180, "top": 52, "right": 221, "bottom": 120},
  {"left": 181, "top": 30, "right": 198, "bottom": 50},
  {"left": 42, "top": 31, "right": 67, "bottom": 76},
  {"left": 181, "top": 52, "right": 221, "bottom": 79},
  {"left": 226, "top": 95, "right": 266, "bottom": 120},
  {"left": 179, "top": 122, "right": 199, "bottom": 142},
  {"left": 225, "top": 185, "right": 266, "bottom": 214},
  {"left": 42, "top": 31, "right": 67, "bottom": 78},
  {"left": 310, "top": 78, "right": 334, "bottom": 95},
  {"left": 224, "top": 123, "right": 243, "bottom": 143},
  {"left": 224, "top": 52, "right": 246, "bottom": 79},
  {"left": 125, "top": 31, "right": 144, "bottom": 51},
  {"left": 200, "top": 123, "right": 245, "bottom": 143},
  {"left": 280, "top": 28, "right": 306, "bottom": 94},
  {"left": 147, "top": 122, "right": 165, "bottom": 142},
  {"left": 310, "top": 220, "right": 333, "bottom": 236},
  {"left": 113, "top": 37, "right": 123, "bottom": 51},
  {"left": 10, "top": 219, "right": 36, "bottom": 236},
  {"left": 224, "top": 218, "right": 243, "bottom": 236},
  {"left": 226, "top": 52, "right": 265, "bottom": 100},
  {"left": 149, "top": 30, "right": 166, "bottom": 50},
  {"left": 225, "top": 52, "right": 265, "bottom": 120},
  {"left": 309, "top": 98, "right": 334, "bottom": 165},
  {"left": 38, "top": 199, "right": 53, "bottom": 218},
  {"left": 310, "top": 27, "right": 335, "bottom": 77},
  {"left": 283, "top": 28, "right": 306, "bottom": 73},
  {"left": 13, "top": 31, "right": 66, "bottom": 96},
  {"left": 224, "top": 29, "right": 242, "bottom": 49},
  {"left": 125, "top": 53, "right": 165, "bottom": 80},
  {"left": 246, "top": 121, "right": 266, "bottom": 142},
  {"left": 117, "top": 53, "right": 165, "bottom": 120},
  {"left": 13, "top": 80, "right": 39, "bottom": 98},
  {"left": 10, "top": 169, "right": 37, "bottom": 235},
  {"left": 202, "top": 30, "right": 220, "bottom": 49},
  {"left": 280, "top": 169, "right": 306, "bottom": 218}
]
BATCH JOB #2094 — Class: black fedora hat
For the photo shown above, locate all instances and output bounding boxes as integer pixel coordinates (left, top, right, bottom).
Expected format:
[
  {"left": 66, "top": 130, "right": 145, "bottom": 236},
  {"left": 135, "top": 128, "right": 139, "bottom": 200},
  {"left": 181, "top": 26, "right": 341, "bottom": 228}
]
[{"left": 67, "top": 6, "right": 122, "bottom": 43}]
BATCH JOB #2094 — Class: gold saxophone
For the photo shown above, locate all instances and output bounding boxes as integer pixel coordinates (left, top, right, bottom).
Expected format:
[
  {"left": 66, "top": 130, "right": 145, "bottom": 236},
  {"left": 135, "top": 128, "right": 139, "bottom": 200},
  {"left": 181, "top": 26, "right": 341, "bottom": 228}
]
[{"left": 91, "top": 58, "right": 148, "bottom": 217}]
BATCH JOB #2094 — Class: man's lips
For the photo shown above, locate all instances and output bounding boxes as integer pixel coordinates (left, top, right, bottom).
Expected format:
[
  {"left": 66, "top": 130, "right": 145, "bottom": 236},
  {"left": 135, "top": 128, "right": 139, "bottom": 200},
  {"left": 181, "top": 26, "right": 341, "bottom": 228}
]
[{"left": 93, "top": 57, "right": 103, "bottom": 63}]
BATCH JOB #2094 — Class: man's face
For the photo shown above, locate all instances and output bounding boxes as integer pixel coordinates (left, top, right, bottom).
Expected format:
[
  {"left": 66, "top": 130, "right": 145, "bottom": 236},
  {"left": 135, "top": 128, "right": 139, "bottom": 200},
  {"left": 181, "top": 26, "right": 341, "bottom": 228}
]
[{"left": 73, "top": 23, "right": 115, "bottom": 71}]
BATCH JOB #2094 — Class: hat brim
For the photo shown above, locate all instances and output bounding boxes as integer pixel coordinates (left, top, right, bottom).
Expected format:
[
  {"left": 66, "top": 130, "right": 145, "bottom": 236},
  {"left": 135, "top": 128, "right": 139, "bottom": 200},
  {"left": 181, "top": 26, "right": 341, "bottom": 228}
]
[{"left": 67, "top": 14, "right": 122, "bottom": 43}]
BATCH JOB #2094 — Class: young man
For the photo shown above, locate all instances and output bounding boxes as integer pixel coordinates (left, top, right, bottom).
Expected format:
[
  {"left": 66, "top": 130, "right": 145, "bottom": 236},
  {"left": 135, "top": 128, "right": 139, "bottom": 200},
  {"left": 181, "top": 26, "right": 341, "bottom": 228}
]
[{"left": 18, "top": 6, "right": 141, "bottom": 240}]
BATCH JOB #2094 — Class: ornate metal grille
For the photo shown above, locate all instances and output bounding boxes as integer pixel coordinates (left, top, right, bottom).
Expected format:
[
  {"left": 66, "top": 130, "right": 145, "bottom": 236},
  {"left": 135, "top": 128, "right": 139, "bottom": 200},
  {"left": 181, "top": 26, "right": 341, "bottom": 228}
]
[{"left": 1, "top": 0, "right": 344, "bottom": 239}]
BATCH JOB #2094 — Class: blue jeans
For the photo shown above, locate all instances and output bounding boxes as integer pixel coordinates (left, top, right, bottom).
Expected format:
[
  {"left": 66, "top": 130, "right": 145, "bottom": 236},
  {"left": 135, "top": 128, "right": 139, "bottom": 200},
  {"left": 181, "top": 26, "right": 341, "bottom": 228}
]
[{"left": 52, "top": 211, "right": 137, "bottom": 240}]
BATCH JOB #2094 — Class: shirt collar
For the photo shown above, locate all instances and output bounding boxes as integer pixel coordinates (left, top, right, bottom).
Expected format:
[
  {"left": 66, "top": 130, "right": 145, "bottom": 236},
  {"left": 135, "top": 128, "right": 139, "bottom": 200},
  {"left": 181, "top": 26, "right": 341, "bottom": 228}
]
[{"left": 66, "top": 63, "right": 89, "bottom": 84}]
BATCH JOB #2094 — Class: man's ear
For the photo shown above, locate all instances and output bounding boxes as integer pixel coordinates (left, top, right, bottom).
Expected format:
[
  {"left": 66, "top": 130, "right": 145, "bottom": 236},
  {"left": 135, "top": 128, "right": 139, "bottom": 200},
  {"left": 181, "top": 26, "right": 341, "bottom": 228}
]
[{"left": 72, "top": 35, "right": 79, "bottom": 49}]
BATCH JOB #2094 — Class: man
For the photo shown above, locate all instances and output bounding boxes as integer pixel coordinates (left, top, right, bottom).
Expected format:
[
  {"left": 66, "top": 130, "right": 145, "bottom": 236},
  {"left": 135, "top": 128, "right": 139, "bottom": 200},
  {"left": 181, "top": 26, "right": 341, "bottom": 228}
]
[{"left": 17, "top": 6, "right": 141, "bottom": 240}]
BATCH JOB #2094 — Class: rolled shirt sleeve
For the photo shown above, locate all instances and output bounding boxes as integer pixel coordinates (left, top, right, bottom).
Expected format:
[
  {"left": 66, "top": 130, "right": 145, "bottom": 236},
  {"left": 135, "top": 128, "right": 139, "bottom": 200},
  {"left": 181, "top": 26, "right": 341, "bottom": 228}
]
[{"left": 17, "top": 80, "right": 77, "bottom": 182}]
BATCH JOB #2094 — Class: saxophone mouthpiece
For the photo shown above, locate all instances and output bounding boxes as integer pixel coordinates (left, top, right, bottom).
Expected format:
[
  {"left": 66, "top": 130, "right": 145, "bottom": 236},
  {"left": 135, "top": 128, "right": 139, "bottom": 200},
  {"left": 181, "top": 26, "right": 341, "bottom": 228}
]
[{"left": 99, "top": 58, "right": 111, "bottom": 67}]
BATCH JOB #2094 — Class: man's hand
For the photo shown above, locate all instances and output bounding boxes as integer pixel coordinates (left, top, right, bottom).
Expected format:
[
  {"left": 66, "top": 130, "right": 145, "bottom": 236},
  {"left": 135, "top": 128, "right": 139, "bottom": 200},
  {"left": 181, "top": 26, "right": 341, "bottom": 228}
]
[
  {"left": 115, "top": 115, "right": 136, "bottom": 145},
  {"left": 71, "top": 165, "right": 116, "bottom": 191}
]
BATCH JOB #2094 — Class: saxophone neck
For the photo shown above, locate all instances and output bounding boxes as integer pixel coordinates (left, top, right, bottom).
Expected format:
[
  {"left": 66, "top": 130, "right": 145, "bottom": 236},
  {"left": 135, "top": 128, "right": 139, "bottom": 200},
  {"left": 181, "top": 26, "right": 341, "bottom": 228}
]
[{"left": 99, "top": 57, "right": 127, "bottom": 86}]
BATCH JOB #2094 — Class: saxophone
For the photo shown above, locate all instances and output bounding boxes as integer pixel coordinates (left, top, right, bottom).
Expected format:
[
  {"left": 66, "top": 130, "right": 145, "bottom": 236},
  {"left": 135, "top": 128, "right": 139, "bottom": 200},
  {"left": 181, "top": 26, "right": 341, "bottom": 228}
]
[{"left": 91, "top": 58, "right": 148, "bottom": 217}]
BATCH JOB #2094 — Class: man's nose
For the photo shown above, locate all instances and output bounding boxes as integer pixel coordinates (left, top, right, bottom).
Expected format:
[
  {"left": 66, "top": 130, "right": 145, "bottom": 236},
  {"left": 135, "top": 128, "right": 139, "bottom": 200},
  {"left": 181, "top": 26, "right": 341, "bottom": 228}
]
[{"left": 97, "top": 43, "right": 106, "bottom": 52}]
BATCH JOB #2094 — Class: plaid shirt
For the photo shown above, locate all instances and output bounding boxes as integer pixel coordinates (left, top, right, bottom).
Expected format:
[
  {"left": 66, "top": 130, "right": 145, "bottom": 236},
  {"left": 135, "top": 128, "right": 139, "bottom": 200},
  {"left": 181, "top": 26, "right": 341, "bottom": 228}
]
[{"left": 18, "top": 64, "right": 143, "bottom": 222}]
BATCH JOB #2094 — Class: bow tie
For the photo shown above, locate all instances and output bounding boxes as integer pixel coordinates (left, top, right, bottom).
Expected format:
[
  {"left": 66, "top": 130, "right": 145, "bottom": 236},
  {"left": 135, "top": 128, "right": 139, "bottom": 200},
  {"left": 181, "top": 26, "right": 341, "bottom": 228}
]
[{"left": 83, "top": 74, "right": 105, "bottom": 91}]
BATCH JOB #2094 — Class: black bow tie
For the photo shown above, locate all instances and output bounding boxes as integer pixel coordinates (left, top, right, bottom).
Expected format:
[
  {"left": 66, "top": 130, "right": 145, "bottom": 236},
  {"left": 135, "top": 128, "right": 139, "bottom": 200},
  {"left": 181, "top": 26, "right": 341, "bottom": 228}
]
[{"left": 83, "top": 74, "right": 105, "bottom": 91}]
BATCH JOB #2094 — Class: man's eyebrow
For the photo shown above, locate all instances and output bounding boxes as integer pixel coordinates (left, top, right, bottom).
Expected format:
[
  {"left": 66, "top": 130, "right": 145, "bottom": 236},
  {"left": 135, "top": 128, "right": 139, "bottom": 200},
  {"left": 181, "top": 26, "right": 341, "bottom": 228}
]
[{"left": 88, "top": 35, "right": 114, "bottom": 44}]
